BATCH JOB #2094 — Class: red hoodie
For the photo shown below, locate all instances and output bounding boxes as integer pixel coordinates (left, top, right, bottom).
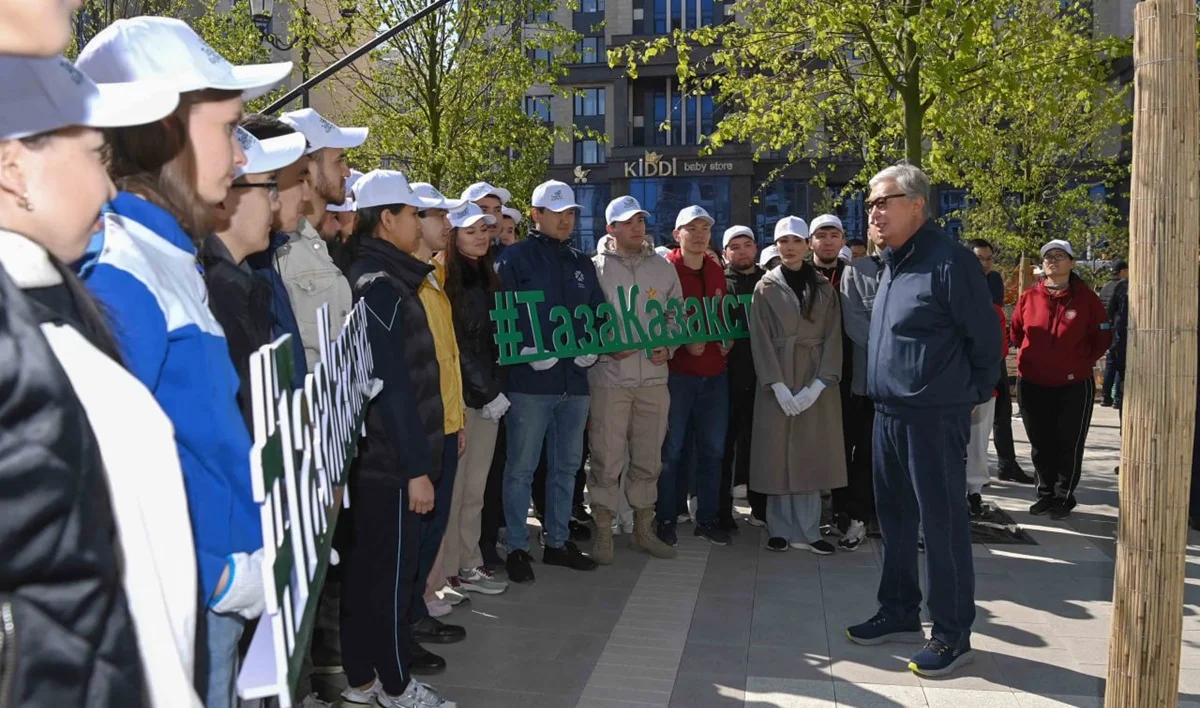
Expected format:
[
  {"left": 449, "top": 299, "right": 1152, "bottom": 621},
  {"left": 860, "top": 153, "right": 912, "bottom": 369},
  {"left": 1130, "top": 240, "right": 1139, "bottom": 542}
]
[
  {"left": 666, "top": 249, "right": 728, "bottom": 377},
  {"left": 1010, "top": 277, "right": 1111, "bottom": 388}
]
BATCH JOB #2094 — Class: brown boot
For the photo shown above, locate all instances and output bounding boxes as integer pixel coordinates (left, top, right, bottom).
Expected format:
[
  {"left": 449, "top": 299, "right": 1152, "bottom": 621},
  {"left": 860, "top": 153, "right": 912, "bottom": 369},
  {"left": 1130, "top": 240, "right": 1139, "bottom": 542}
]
[
  {"left": 631, "top": 507, "right": 676, "bottom": 559},
  {"left": 592, "top": 507, "right": 615, "bottom": 565}
]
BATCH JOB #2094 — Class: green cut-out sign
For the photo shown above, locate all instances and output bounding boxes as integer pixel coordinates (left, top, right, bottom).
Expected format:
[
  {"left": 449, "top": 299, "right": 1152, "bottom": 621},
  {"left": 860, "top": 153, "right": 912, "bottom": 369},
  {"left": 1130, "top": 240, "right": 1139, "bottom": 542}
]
[{"left": 490, "top": 285, "right": 753, "bottom": 365}]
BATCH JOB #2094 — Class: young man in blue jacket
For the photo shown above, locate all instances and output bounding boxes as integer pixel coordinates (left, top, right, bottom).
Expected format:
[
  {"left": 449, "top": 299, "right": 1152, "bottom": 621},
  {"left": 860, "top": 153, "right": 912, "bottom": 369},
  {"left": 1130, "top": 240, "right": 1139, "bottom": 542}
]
[
  {"left": 845, "top": 164, "right": 1000, "bottom": 679},
  {"left": 495, "top": 180, "right": 606, "bottom": 583}
]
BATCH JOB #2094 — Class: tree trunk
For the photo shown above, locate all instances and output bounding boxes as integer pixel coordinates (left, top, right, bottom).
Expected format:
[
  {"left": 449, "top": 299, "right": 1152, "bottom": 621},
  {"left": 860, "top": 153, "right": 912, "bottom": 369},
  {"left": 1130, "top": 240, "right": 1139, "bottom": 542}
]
[{"left": 1105, "top": 1, "right": 1200, "bottom": 705}]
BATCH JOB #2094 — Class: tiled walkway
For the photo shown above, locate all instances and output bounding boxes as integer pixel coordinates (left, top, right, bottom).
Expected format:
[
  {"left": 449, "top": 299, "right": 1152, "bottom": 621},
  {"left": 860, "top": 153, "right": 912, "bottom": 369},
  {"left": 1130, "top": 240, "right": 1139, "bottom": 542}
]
[{"left": 373, "top": 406, "right": 1200, "bottom": 707}]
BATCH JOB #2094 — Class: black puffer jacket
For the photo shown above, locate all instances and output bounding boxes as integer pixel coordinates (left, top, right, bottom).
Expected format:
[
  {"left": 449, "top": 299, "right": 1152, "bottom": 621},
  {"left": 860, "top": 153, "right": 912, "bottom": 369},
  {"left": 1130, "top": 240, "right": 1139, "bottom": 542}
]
[
  {"left": 724, "top": 264, "right": 765, "bottom": 393},
  {"left": 454, "top": 258, "right": 504, "bottom": 410},
  {"left": 0, "top": 263, "right": 142, "bottom": 707},
  {"left": 347, "top": 237, "right": 444, "bottom": 487}
]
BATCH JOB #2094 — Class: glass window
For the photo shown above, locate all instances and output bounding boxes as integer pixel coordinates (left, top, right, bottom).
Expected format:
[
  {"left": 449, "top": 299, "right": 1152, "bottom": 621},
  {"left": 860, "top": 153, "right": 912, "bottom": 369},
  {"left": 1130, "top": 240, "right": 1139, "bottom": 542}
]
[
  {"left": 526, "top": 8, "right": 552, "bottom": 22},
  {"left": 700, "top": 94, "right": 715, "bottom": 138},
  {"left": 524, "top": 95, "right": 551, "bottom": 122},
  {"left": 654, "top": 0, "right": 667, "bottom": 33},
  {"left": 836, "top": 192, "right": 866, "bottom": 243},
  {"left": 574, "top": 88, "right": 606, "bottom": 117},
  {"left": 753, "top": 180, "right": 808, "bottom": 246},
  {"left": 669, "top": 93, "right": 682, "bottom": 144},
  {"left": 699, "top": 0, "right": 715, "bottom": 26},
  {"left": 574, "top": 139, "right": 606, "bottom": 164},
  {"left": 652, "top": 90, "right": 667, "bottom": 145},
  {"left": 527, "top": 47, "right": 552, "bottom": 64},
  {"left": 576, "top": 36, "right": 603, "bottom": 64},
  {"left": 571, "top": 184, "right": 611, "bottom": 253},
  {"left": 631, "top": 177, "right": 732, "bottom": 249},
  {"left": 581, "top": 0, "right": 604, "bottom": 11},
  {"left": 671, "top": 0, "right": 684, "bottom": 29}
]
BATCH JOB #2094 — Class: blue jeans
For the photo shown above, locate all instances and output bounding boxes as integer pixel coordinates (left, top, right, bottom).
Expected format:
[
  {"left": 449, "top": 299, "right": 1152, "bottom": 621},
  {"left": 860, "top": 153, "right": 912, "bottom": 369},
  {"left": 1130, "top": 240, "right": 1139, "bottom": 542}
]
[
  {"left": 196, "top": 610, "right": 245, "bottom": 708},
  {"left": 873, "top": 407, "right": 975, "bottom": 648},
  {"left": 503, "top": 393, "right": 590, "bottom": 551},
  {"left": 409, "top": 433, "right": 458, "bottom": 622},
  {"left": 658, "top": 372, "right": 729, "bottom": 527}
]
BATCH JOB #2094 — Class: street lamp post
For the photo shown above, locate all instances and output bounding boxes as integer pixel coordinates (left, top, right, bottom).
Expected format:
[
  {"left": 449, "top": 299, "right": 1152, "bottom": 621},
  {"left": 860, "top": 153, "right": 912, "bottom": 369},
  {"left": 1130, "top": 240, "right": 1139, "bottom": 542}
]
[{"left": 248, "top": 0, "right": 357, "bottom": 109}]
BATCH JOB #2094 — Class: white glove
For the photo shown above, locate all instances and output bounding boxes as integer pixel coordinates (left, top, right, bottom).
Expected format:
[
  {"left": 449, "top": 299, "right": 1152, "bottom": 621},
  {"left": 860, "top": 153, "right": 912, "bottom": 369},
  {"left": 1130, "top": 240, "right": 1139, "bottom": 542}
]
[
  {"left": 481, "top": 393, "right": 511, "bottom": 420},
  {"left": 521, "top": 346, "right": 557, "bottom": 371},
  {"left": 210, "top": 549, "right": 266, "bottom": 620},
  {"left": 573, "top": 353, "right": 598, "bottom": 368},
  {"left": 772, "top": 382, "right": 803, "bottom": 416},
  {"left": 792, "top": 379, "right": 827, "bottom": 414}
]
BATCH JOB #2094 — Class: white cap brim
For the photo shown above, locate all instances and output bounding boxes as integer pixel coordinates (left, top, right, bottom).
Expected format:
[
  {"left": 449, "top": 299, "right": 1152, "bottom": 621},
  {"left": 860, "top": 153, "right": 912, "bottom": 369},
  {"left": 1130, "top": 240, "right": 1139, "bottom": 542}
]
[
  {"left": 302, "top": 126, "right": 368, "bottom": 154},
  {"left": 775, "top": 233, "right": 808, "bottom": 242},
  {"left": 80, "top": 80, "right": 179, "bottom": 131},
  {"left": 608, "top": 208, "right": 649, "bottom": 225},
  {"left": 403, "top": 193, "right": 451, "bottom": 210},
  {"left": 452, "top": 214, "right": 498, "bottom": 229},
  {"left": 327, "top": 198, "right": 354, "bottom": 213},
  {"left": 539, "top": 202, "right": 583, "bottom": 213},
  {"left": 237, "top": 132, "right": 307, "bottom": 177},
  {"left": 204, "top": 62, "right": 294, "bottom": 100}
]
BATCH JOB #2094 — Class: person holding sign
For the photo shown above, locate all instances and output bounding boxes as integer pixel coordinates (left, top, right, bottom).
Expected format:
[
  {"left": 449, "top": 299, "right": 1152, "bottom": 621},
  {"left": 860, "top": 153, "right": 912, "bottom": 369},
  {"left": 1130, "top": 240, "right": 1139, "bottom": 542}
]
[
  {"left": 341, "top": 169, "right": 458, "bottom": 708},
  {"left": 587, "top": 195, "right": 683, "bottom": 564},
  {"left": 495, "top": 180, "right": 605, "bottom": 584},
  {"left": 748, "top": 216, "right": 846, "bottom": 555}
]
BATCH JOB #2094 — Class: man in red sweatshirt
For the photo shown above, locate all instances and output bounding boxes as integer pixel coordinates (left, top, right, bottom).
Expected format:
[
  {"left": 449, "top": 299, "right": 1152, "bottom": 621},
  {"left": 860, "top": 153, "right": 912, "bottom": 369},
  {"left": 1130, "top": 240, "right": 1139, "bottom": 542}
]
[{"left": 658, "top": 205, "right": 732, "bottom": 547}]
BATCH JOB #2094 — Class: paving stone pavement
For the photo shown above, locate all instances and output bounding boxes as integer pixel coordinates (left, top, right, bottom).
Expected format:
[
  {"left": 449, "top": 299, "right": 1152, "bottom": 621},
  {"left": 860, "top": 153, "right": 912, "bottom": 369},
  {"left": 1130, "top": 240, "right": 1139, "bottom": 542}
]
[{"left": 337, "top": 406, "right": 1200, "bottom": 707}]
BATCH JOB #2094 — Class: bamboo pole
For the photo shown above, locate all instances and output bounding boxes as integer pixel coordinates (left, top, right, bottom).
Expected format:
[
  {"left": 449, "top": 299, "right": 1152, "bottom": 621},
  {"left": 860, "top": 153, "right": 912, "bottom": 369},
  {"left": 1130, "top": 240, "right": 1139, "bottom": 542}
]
[
  {"left": 1018, "top": 252, "right": 1032, "bottom": 293},
  {"left": 1105, "top": 1, "right": 1200, "bottom": 705}
]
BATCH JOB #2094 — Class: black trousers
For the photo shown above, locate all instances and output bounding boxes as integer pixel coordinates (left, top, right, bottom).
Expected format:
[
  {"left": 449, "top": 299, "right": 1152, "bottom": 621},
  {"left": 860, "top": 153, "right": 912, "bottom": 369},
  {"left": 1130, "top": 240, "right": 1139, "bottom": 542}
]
[
  {"left": 408, "top": 435, "right": 458, "bottom": 623},
  {"left": 1016, "top": 378, "right": 1095, "bottom": 505},
  {"left": 1101, "top": 351, "right": 1118, "bottom": 404},
  {"left": 340, "top": 481, "right": 421, "bottom": 696},
  {"left": 992, "top": 370, "right": 1019, "bottom": 465},
  {"left": 533, "top": 428, "right": 587, "bottom": 518},
  {"left": 721, "top": 385, "right": 765, "bottom": 522},
  {"left": 832, "top": 393, "right": 875, "bottom": 523},
  {"left": 480, "top": 418, "right": 507, "bottom": 560}
]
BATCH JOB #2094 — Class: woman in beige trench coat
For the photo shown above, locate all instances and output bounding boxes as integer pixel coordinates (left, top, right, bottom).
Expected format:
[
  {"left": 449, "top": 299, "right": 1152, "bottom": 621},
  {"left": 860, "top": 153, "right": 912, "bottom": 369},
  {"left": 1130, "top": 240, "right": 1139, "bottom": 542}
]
[{"left": 748, "top": 216, "right": 847, "bottom": 554}]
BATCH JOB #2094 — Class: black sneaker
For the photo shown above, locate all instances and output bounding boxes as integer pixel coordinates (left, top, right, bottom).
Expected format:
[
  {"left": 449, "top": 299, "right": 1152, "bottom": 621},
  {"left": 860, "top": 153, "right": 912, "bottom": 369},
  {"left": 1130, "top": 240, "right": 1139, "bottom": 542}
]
[
  {"left": 656, "top": 521, "right": 678, "bottom": 547},
  {"left": 568, "top": 519, "right": 592, "bottom": 542},
  {"left": 1029, "top": 497, "right": 1056, "bottom": 516},
  {"left": 411, "top": 616, "right": 465, "bottom": 644},
  {"left": 968, "top": 493, "right": 983, "bottom": 518},
  {"left": 999, "top": 463, "right": 1036, "bottom": 485},
  {"left": 572, "top": 503, "right": 593, "bottom": 525},
  {"left": 542, "top": 541, "right": 598, "bottom": 571},
  {"left": 694, "top": 522, "right": 732, "bottom": 546},
  {"left": 766, "top": 536, "right": 789, "bottom": 552},
  {"left": 718, "top": 516, "right": 740, "bottom": 534},
  {"left": 791, "top": 539, "right": 836, "bottom": 555},
  {"left": 1048, "top": 497, "right": 1077, "bottom": 521},
  {"left": 506, "top": 549, "right": 535, "bottom": 583},
  {"left": 409, "top": 641, "right": 446, "bottom": 675}
]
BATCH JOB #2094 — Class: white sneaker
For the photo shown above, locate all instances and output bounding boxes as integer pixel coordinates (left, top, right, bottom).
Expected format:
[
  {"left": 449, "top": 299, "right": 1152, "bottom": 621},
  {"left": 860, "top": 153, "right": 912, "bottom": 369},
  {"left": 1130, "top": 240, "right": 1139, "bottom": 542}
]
[
  {"left": 676, "top": 513, "right": 692, "bottom": 524},
  {"left": 436, "top": 582, "right": 468, "bottom": 606},
  {"left": 838, "top": 520, "right": 866, "bottom": 552},
  {"left": 378, "top": 681, "right": 457, "bottom": 708},
  {"left": 745, "top": 516, "right": 766, "bottom": 527},
  {"left": 458, "top": 566, "right": 508, "bottom": 595},
  {"left": 426, "top": 598, "right": 453, "bottom": 618},
  {"left": 299, "top": 693, "right": 332, "bottom": 708},
  {"left": 732, "top": 484, "right": 748, "bottom": 499},
  {"left": 341, "top": 679, "right": 381, "bottom": 705}
]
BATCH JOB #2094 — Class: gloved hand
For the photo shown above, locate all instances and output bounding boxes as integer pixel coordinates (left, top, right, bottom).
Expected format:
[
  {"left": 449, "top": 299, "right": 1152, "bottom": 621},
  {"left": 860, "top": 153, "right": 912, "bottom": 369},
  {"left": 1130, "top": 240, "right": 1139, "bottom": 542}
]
[
  {"left": 522, "top": 346, "right": 557, "bottom": 371},
  {"left": 772, "top": 382, "right": 802, "bottom": 416},
  {"left": 481, "top": 393, "right": 511, "bottom": 420},
  {"left": 210, "top": 549, "right": 266, "bottom": 620},
  {"left": 792, "top": 379, "right": 827, "bottom": 414},
  {"left": 573, "top": 353, "right": 598, "bottom": 368}
]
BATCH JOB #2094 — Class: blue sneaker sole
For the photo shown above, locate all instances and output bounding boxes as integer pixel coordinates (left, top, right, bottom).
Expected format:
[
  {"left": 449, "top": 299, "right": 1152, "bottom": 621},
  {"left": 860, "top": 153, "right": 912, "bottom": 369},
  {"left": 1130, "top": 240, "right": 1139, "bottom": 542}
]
[
  {"left": 908, "top": 649, "right": 975, "bottom": 677},
  {"left": 845, "top": 628, "right": 926, "bottom": 646}
]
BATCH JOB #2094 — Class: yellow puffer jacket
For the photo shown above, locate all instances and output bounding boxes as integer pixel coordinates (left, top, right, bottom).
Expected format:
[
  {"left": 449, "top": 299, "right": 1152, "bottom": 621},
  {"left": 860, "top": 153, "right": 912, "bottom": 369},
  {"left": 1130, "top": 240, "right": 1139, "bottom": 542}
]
[{"left": 419, "top": 259, "right": 465, "bottom": 434}]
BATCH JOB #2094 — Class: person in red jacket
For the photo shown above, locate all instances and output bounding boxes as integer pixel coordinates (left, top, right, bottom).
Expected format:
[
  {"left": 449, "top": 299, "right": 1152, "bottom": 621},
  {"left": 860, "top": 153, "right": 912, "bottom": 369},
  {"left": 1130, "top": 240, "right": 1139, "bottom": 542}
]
[
  {"left": 966, "top": 304, "right": 1010, "bottom": 516},
  {"left": 658, "top": 205, "right": 732, "bottom": 547},
  {"left": 1010, "top": 239, "right": 1112, "bottom": 519}
]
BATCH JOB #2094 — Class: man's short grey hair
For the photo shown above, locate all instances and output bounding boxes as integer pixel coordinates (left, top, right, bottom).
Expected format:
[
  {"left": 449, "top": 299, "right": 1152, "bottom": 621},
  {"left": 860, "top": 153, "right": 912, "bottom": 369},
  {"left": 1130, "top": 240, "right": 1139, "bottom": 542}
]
[{"left": 869, "top": 163, "right": 931, "bottom": 215}]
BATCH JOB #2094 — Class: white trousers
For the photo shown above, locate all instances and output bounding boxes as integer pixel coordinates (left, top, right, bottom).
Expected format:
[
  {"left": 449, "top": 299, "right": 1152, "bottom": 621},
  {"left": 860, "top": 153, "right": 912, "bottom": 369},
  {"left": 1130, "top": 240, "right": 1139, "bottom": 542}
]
[{"left": 967, "top": 398, "right": 997, "bottom": 495}]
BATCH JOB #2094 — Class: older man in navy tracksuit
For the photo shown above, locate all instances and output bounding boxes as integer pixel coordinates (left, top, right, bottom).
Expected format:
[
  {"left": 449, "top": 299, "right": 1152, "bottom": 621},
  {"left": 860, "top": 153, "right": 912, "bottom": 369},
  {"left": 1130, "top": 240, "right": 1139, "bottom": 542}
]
[{"left": 845, "top": 165, "right": 1000, "bottom": 679}]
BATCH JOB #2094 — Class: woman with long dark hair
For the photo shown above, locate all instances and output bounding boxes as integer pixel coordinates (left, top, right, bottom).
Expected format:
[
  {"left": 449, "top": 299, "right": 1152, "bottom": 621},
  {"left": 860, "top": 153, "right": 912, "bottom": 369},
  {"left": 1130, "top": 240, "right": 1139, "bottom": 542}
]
[
  {"left": 1011, "top": 239, "right": 1111, "bottom": 520},
  {"left": 439, "top": 202, "right": 510, "bottom": 596},
  {"left": 75, "top": 17, "right": 292, "bottom": 706}
]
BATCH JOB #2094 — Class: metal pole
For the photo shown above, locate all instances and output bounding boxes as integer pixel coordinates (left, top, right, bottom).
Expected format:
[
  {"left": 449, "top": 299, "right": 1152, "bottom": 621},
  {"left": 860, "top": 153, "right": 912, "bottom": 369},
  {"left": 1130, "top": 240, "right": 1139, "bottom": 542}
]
[{"left": 262, "top": 0, "right": 453, "bottom": 114}]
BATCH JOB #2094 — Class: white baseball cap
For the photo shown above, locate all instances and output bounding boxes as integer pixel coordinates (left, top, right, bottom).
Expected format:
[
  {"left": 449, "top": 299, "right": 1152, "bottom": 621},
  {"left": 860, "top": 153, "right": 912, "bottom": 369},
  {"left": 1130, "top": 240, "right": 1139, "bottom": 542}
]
[
  {"left": 655, "top": 245, "right": 671, "bottom": 258},
  {"left": 280, "top": 108, "right": 368, "bottom": 155},
  {"left": 449, "top": 202, "right": 498, "bottom": 229},
  {"left": 352, "top": 169, "right": 447, "bottom": 211},
  {"left": 327, "top": 169, "right": 363, "bottom": 213},
  {"left": 410, "top": 182, "right": 465, "bottom": 212},
  {"left": 759, "top": 244, "right": 780, "bottom": 266},
  {"left": 234, "top": 128, "right": 306, "bottom": 178},
  {"left": 75, "top": 16, "right": 292, "bottom": 100},
  {"left": 774, "top": 216, "right": 810, "bottom": 241},
  {"left": 722, "top": 225, "right": 755, "bottom": 249},
  {"left": 530, "top": 180, "right": 582, "bottom": 213},
  {"left": 501, "top": 206, "right": 523, "bottom": 225},
  {"left": 0, "top": 54, "right": 179, "bottom": 141},
  {"left": 461, "top": 181, "right": 512, "bottom": 205},
  {"left": 605, "top": 196, "right": 649, "bottom": 225},
  {"left": 810, "top": 214, "right": 844, "bottom": 234},
  {"left": 675, "top": 205, "right": 714, "bottom": 229},
  {"left": 839, "top": 246, "right": 853, "bottom": 263},
  {"left": 1040, "top": 239, "right": 1074, "bottom": 259}
]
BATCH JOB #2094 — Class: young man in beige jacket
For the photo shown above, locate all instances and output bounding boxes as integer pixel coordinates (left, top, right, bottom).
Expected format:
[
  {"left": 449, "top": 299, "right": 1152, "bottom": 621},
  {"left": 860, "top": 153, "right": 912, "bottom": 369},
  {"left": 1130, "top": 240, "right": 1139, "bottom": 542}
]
[{"left": 587, "top": 196, "right": 683, "bottom": 563}]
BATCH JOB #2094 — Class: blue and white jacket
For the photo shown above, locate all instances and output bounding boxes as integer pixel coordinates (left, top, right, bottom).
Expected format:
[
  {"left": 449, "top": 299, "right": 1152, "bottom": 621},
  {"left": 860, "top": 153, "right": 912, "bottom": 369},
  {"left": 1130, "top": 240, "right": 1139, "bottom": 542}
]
[{"left": 81, "top": 192, "right": 261, "bottom": 602}]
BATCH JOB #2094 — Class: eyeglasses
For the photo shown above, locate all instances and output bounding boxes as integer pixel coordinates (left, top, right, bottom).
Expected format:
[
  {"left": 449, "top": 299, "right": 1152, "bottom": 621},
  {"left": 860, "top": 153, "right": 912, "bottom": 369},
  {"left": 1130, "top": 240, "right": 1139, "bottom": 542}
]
[
  {"left": 1042, "top": 251, "right": 1071, "bottom": 263},
  {"left": 866, "top": 193, "right": 909, "bottom": 212},
  {"left": 232, "top": 181, "right": 279, "bottom": 201}
]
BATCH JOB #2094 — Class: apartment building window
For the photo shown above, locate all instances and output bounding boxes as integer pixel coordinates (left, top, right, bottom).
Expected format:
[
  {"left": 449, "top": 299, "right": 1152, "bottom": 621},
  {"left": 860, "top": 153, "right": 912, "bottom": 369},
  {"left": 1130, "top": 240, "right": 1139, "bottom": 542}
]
[
  {"left": 574, "top": 88, "right": 606, "bottom": 117},
  {"left": 653, "top": 0, "right": 717, "bottom": 33},
  {"left": 527, "top": 47, "right": 552, "bottom": 65},
  {"left": 580, "top": 0, "right": 604, "bottom": 11},
  {"left": 527, "top": 8, "right": 552, "bottom": 22},
  {"left": 576, "top": 36, "right": 604, "bottom": 64},
  {"left": 572, "top": 184, "right": 611, "bottom": 254},
  {"left": 575, "top": 139, "right": 606, "bottom": 164},
  {"left": 524, "top": 95, "right": 552, "bottom": 122}
]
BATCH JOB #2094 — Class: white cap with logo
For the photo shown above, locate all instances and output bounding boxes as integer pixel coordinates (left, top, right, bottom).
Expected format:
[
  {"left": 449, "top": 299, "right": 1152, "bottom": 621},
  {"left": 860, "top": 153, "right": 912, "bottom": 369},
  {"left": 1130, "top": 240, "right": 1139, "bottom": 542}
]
[
  {"left": 234, "top": 127, "right": 307, "bottom": 178},
  {"left": 809, "top": 214, "right": 844, "bottom": 234},
  {"left": 774, "top": 216, "right": 810, "bottom": 241},
  {"left": 675, "top": 205, "right": 714, "bottom": 229},
  {"left": 0, "top": 54, "right": 179, "bottom": 141},
  {"left": 352, "top": 170, "right": 447, "bottom": 211},
  {"left": 501, "top": 206, "right": 523, "bottom": 225},
  {"left": 450, "top": 202, "right": 498, "bottom": 229},
  {"left": 327, "top": 169, "right": 364, "bottom": 213},
  {"left": 605, "top": 196, "right": 650, "bottom": 225},
  {"left": 759, "top": 244, "right": 780, "bottom": 267},
  {"left": 75, "top": 16, "right": 292, "bottom": 100},
  {"left": 1039, "top": 239, "right": 1074, "bottom": 259},
  {"left": 839, "top": 245, "right": 853, "bottom": 263},
  {"left": 410, "top": 183, "right": 465, "bottom": 212},
  {"left": 461, "top": 182, "right": 512, "bottom": 206},
  {"left": 531, "top": 180, "right": 583, "bottom": 213},
  {"left": 280, "top": 108, "right": 368, "bottom": 155},
  {"left": 722, "top": 225, "right": 755, "bottom": 249}
]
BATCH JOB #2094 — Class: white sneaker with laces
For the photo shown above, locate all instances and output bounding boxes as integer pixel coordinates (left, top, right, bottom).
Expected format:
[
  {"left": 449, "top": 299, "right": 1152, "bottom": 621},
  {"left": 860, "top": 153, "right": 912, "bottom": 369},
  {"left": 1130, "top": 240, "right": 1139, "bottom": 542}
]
[
  {"left": 426, "top": 598, "right": 453, "bottom": 618},
  {"left": 377, "top": 680, "right": 457, "bottom": 708},
  {"left": 838, "top": 520, "right": 866, "bottom": 552},
  {"left": 458, "top": 566, "right": 508, "bottom": 595},
  {"left": 341, "top": 679, "right": 381, "bottom": 705}
]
